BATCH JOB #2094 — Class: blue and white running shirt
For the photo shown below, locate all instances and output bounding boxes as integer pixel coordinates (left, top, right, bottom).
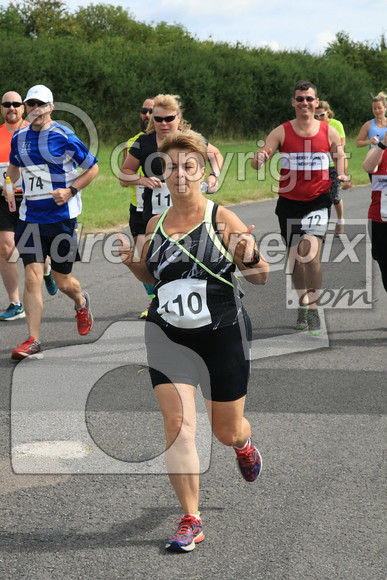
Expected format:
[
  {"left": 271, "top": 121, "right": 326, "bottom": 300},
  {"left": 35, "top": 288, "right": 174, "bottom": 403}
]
[{"left": 10, "top": 121, "right": 98, "bottom": 224}]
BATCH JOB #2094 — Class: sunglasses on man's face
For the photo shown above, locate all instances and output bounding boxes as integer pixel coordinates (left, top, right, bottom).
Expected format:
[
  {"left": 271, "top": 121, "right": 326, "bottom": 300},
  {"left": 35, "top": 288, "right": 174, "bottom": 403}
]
[
  {"left": 1, "top": 101, "right": 23, "bottom": 108},
  {"left": 140, "top": 107, "right": 153, "bottom": 114},
  {"left": 25, "top": 100, "right": 50, "bottom": 108},
  {"left": 153, "top": 114, "right": 178, "bottom": 123},
  {"left": 295, "top": 96, "right": 316, "bottom": 103}
]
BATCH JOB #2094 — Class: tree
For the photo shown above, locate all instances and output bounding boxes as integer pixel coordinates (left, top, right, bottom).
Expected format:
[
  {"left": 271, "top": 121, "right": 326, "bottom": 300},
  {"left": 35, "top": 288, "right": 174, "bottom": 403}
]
[
  {"left": 325, "top": 31, "right": 387, "bottom": 93},
  {"left": 73, "top": 3, "right": 143, "bottom": 42},
  {"left": 0, "top": 2, "right": 26, "bottom": 34},
  {"left": 6, "top": 0, "right": 72, "bottom": 38}
]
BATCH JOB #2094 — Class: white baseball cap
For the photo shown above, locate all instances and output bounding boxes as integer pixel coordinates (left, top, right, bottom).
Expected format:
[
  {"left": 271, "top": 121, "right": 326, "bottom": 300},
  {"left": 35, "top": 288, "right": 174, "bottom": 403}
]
[{"left": 24, "top": 84, "right": 54, "bottom": 104}]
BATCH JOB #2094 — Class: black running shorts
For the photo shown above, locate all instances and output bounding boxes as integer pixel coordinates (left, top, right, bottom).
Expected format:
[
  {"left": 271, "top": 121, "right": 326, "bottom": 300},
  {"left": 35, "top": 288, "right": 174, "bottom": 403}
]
[
  {"left": 145, "top": 316, "right": 252, "bottom": 402},
  {"left": 14, "top": 218, "right": 81, "bottom": 274},
  {"left": 0, "top": 194, "right": 22, "bottom": 232}
]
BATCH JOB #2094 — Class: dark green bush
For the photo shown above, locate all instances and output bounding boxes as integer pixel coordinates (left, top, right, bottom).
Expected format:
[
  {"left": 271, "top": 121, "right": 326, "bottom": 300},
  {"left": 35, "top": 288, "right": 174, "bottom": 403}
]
[{"left": 1, "top": 2, "right": 385, "bottom": 140}]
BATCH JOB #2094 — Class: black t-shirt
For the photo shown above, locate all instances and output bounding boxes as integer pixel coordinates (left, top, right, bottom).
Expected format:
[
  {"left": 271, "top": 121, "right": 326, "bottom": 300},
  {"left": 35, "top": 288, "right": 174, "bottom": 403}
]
[
  {"left": 129, "top": 132, "right": 164, "bottom": 222},
  {"left": 129, "top": 132, "right": 162, "bottom": 179}
]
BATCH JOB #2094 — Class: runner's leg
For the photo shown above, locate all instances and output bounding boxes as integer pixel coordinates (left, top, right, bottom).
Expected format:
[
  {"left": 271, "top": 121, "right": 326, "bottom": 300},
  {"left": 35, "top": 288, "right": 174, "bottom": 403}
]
[
  {"left": 23, "top": 262, "right": 44, "bottom": 340},
  {"left": 0, "top": 230, "right": 20, "bottom": 303},
  {"left": 155, "top": 382, "right": 199, "bottom": 515},
  {"left": 205, "top": 396, "right": 251, "bottom": 448}
]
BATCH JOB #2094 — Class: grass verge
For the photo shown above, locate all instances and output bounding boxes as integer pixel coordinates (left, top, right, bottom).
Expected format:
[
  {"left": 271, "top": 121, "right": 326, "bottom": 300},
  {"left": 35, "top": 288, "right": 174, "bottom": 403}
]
[{"left": 79, "top": 138, "right": 370, "bottom": 232}]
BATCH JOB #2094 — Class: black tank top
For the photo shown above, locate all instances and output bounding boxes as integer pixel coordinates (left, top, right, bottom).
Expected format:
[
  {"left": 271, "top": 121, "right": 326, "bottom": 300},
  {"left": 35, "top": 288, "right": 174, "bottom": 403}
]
[{"left": 146, "top": 200, "right": 245, "bottom": 331}]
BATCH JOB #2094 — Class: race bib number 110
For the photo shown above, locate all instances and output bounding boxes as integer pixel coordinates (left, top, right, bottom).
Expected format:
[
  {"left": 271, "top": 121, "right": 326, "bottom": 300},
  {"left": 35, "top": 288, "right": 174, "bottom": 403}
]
[{"left": 157, "top": 279, "right": 212, "bottom": 329}]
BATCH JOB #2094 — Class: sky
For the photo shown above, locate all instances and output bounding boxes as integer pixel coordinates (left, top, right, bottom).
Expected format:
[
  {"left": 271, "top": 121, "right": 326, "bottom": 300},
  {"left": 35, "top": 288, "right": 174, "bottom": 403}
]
[{"left": 64, "top": 0, "right": 386, "bottom": 54}]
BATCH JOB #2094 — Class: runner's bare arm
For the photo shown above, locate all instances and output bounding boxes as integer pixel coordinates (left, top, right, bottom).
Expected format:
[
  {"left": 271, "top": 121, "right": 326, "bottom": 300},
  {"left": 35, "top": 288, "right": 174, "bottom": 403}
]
[
  {"left": 51, "top": 164, "right": 99, "bottom": 205},
  {"left": 355, "top": 120, "right": 373, "bottom": 148},
  {"left": 216, "top": 206, "right": 269, "bottom": 285},
  {"left": 251, "top": 125, "right": 284, "bottom": 170},
  {"left": 362, "top": 132, "right": 387, "bottom": 173},
  {"left": 119, "top": 153, "right": 162, "bottom": 189},
  {"left": 329, "top": 126, "right": 352, "bottom": 190},
  {"left": 4, "top": 163, "right": 21, "bottom": 195},
  {"left": 116, "top": 216, "right": 158, "bottom": 285}
]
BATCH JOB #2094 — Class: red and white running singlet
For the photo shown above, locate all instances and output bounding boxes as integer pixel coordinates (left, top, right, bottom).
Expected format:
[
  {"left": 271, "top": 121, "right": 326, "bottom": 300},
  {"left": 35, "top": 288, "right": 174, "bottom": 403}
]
[
  {"left": 0, "top": 121, "right": 28, "bottom": 193},
  {"left": 278, "top": 121, "right": 331, "bottom": 201},
  {"left": 369, "top": 149, "right": 387, "bottom": 222}
]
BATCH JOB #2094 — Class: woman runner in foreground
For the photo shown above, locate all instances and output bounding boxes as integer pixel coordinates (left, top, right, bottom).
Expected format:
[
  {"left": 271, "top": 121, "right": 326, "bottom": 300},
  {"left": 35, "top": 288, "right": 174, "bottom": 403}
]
[{"left": 117, "top": 130, "right": 268, "bottom": 552}]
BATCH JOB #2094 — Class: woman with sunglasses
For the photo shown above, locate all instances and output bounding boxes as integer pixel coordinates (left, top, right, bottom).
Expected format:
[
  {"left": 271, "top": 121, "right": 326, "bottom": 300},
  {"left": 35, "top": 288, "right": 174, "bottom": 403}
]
[
  {"left": 356, "top": 92, "right": 387, "bottom": 150},
  {"left": 356, "top": 92, "right": 387, "bottom": 182},
  {"left": 117, "top": 129, "right": 268, "bottom": 552},
  {"left": 119, "top": 94, "right": 223, "bottom": 224},
  {"left": 314, "top": 101, "right": 346, "bottom": 235}
]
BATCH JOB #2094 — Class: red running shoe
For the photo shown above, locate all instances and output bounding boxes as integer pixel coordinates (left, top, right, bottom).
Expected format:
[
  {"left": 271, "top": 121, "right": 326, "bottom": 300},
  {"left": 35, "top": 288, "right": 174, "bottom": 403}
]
[
  {"left": 165, "top": 514, "right": 205, "bottom": 552},
  {"left": 235, "top": 438, "right": 262, "bottom": 482},
  {"left": 11, "top": 336, "right": 43, "bottom": 360},
  {"left": 75, "top": 292, "right": 93, "bottom": 335}
]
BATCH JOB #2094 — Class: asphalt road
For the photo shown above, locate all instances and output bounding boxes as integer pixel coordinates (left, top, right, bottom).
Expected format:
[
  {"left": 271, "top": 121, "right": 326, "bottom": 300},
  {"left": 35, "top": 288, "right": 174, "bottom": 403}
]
[{"left": 0, "top": 184, "right": 385, "bottom": 580}]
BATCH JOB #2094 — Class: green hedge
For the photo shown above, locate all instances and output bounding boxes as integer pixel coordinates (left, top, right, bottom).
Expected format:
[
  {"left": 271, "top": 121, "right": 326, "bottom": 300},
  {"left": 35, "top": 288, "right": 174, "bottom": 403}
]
[{"left": 1, "top": 2, "right": 385, "bottom": 142}]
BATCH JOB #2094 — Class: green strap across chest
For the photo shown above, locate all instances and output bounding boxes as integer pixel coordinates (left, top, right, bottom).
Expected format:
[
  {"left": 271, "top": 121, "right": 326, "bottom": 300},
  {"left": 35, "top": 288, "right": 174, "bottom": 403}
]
[{"left": 151, "top": 200, "right": 235, "bottom": 288}]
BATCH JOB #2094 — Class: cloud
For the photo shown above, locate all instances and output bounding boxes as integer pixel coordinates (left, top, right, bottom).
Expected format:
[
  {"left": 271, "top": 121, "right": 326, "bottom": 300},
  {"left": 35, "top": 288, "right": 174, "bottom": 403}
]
[
  {"left": 65, "top": 0, "right": 386, "bottom": 54},
  {"left": 311, "top": 30, "right": 337, "bottom": 54},
  {"left": 159, "top": 0, "right": 259, "bottom": 15},
  {"left": 257, "top": 40, "right": 282, "bottom": 52}
]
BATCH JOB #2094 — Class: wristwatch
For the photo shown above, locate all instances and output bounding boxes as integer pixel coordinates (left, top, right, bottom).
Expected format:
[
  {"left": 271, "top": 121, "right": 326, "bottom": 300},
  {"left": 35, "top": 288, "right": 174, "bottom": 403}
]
[
  {"left": 69, "top": 185, "right": 78, "bottom": 196},
  {"left": 242, "top": 249, "right": 260, "bottom": 268},
  {"left": 377, "top": 141, "right": 387, "bottom": 151},
  {"left": 209, "top": 170, "right": 219, "bottom": 178}
]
